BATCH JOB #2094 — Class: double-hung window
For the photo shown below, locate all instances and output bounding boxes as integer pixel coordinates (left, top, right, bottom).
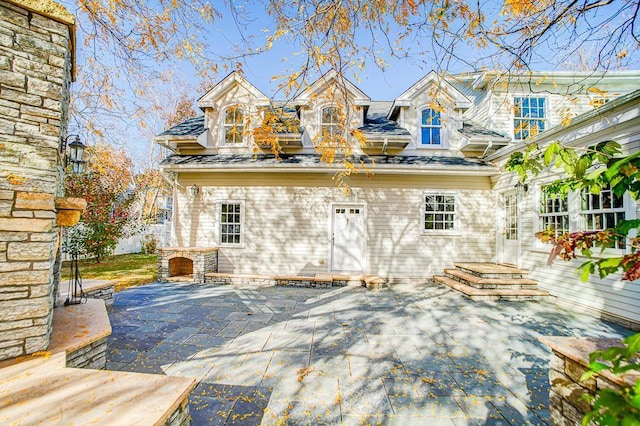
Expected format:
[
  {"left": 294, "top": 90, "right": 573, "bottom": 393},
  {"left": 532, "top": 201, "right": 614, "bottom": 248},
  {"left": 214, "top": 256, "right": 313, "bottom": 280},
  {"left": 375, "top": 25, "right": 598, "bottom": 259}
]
[
  {"left": 220, "top": 202, "right": 243, "bottom": 245},
  {"left": 424, "top": 193, "right": 456, "bottom": 232},
  {"left": 420, "top": 108, "right": 441, "bottom": 146},
  {"left": 320, "top": 106, "right": 341, "bottom": 142},
  {"left": 223, "top": 106, "right": 245, "bottom": 144},
  {"left": 514, "top": 97, "right": 546, "bottom": 140},
  {"left": 539, "top": 191, "right": 569, "bottom": 238},
  {"left": 581, "top": 187, "right": 626, "bottom": 249}
]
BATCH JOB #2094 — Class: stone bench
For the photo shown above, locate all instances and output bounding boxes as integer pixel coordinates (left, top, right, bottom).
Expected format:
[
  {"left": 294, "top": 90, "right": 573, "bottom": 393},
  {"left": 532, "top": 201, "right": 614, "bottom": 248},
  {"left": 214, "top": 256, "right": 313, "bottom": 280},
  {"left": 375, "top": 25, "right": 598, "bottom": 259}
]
[
  {"left": 0, "top": 352, "right": 194, "bottom": 425},
  {"left": 48, "top": 298, "right": 112, "bottom": 369}
]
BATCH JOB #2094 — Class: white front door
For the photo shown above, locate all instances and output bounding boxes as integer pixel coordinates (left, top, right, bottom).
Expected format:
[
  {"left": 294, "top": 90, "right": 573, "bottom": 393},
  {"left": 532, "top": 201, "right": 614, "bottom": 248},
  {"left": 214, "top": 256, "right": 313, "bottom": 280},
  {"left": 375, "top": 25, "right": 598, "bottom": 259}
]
[
  {"left": 499, "top": 191, "right": 520, "bottom": 266},
  {"left": 331, "top": 205, "right": 365, "bottom": 272}
]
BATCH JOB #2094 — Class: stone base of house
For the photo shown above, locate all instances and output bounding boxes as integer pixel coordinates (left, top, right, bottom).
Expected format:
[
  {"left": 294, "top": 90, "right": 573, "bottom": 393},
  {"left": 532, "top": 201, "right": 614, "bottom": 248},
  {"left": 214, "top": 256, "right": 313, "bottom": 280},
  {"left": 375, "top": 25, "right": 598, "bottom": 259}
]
[
  {"left": 204, "top": 272, "right": 374, "bottom": 288},
  {"left": 158, "top": 247, "right": 219, "bottom": 282},
  {"left": 539, "top": 336, "right": 639, "bottom": 426}
]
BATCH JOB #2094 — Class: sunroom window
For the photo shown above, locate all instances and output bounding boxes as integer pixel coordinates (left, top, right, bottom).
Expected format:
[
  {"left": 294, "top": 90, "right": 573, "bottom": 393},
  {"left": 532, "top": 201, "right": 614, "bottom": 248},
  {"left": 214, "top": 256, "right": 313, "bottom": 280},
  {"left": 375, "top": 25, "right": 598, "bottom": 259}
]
[
  {"left": 514, "top": 97, "right": 546, "bottom": 140},
  {"left": 223, "top": 106, "right": 245, "bottom": 144},
  {"left": 421, "top": 108, "right": 441, "bottom": 146},
  {"left": 581, "top": 187, "right": 625, "bottom": 249},
  {"left": 539, "top": 191, "right": 569, "bottom": 239}
]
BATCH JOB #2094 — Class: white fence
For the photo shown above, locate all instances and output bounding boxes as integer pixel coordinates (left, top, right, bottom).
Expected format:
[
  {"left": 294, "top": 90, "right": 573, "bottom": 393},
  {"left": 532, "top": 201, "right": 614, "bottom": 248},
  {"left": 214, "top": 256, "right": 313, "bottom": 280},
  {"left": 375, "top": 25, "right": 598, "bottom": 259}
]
[
  {"left": 113, "top": 223, "right": 172, "bottom": 254},
  {"left": 62, "top": 222, "right": 171, "bottom": 260}
]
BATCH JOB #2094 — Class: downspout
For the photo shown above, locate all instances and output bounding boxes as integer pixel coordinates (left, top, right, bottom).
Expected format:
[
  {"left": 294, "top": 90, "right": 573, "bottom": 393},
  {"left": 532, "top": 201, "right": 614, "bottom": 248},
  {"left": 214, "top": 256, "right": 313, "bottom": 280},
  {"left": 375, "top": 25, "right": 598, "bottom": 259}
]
[{"left": 480, "top": 140, "right": 493, "bottom": 158}]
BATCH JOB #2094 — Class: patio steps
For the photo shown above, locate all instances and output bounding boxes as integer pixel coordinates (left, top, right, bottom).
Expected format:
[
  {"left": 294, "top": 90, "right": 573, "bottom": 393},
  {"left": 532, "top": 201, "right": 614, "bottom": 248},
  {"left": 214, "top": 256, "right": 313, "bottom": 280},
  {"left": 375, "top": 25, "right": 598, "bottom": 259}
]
[{"left": 433, "top": 262, "right": 549, "bottom": 301}]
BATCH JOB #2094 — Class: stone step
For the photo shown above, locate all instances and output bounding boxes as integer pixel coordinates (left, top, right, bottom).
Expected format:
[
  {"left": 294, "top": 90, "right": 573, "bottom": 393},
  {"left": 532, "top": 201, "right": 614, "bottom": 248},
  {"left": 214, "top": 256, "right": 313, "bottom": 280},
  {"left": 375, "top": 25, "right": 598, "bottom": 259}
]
[
  {"left": 454, "top": 262, "right": 529, "bottom": 279},
  {"left": 364, "top": 274, "right": 385, "bottom": 290},
  {"left": 0, "top": 352, "right": 195, "bottom": 425},
  {"left": 434, "top": 275, "right": 549, "bottom": 301},
  {"left": 444, "top": 269, "right": 539, "bottom": 290}
]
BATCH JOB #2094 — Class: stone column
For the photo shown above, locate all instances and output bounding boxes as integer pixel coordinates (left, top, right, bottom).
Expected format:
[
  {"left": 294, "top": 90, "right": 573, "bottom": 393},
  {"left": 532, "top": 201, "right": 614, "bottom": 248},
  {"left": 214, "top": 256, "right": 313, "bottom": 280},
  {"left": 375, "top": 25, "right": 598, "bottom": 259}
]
[{"left": 0, "top": 0, "right": 75, "bottom": 361}]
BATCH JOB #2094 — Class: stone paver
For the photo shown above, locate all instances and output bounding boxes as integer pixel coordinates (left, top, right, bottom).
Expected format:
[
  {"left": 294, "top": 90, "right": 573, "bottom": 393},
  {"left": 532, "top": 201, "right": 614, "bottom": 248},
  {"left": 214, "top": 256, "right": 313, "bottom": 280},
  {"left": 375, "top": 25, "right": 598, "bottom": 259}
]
[{"left": 106, "top": 281, "right": 632, "bottom": 425}]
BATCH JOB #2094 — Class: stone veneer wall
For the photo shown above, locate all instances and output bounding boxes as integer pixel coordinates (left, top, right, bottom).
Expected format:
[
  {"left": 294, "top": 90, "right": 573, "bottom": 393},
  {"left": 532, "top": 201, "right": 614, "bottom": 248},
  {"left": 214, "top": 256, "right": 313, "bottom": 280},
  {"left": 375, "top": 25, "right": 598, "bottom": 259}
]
[
  {"left": 66, "top": 337, "right": 107, "bottom": 369},
  {"left": 0, "top": 0, "right": 74, "bottom": 360},
  {"left": 541, "top": 337, "right": 638, "bottom": 426}
]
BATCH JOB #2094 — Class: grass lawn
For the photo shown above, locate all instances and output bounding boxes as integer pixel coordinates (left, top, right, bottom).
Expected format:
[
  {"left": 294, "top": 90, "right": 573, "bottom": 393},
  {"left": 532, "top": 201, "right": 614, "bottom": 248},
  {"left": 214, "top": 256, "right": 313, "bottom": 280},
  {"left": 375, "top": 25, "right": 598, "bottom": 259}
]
[{"left": 61, "top": 253, "right": 157, "bottom": 292}]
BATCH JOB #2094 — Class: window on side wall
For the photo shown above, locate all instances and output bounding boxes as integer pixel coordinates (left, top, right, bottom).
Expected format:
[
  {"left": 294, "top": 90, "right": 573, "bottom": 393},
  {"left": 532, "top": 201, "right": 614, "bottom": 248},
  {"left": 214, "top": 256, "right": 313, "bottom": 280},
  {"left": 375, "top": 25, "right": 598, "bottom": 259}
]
[
  {"left": 420, "top": 108, "right": 441, "bottom": 146},
  {"left": 223, "top": 106, "right": 245, "bottom": 144},
  {"left": 539, "top": 190, "right": 569, "bottom": 239},
  {"left": 581, "top": 186, "right": 626, "bottom": 249},
  {"left": 423, "top": 193, "right": 456, "bottom": 233},
  {"left": 220, "top": 202, "right": 243, "bottom": 245},
  {"left": 514, "top": 97, "right": 546, "bottom": 140}
]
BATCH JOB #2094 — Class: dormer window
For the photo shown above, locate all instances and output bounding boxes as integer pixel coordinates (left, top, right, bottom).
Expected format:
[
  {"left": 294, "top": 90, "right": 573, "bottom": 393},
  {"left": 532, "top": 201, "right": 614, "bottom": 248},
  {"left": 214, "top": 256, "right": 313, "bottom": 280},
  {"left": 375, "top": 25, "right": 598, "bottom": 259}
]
[
  {"left": 321, "top": 106, "right": 341, "bottom": 140},
  {"left": 421, "top": 108, "right": 441, "bottom": 146},
  {"left": 223, "top": 105, "right": 245, "bottom": 144}
]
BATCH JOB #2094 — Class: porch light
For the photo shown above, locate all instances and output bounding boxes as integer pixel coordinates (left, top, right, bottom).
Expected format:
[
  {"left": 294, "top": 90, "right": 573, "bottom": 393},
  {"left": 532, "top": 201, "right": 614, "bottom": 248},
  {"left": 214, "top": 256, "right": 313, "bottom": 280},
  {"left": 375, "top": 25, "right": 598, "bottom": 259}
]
[
  {"left": 514, "top": 181, "right": 528, "bottom": 194},
  {"left": 60, "top": 134, "right": 86, "bottom": 174},
  {"left": 190, "top": 184, "right": 200, "bottom": 197}
]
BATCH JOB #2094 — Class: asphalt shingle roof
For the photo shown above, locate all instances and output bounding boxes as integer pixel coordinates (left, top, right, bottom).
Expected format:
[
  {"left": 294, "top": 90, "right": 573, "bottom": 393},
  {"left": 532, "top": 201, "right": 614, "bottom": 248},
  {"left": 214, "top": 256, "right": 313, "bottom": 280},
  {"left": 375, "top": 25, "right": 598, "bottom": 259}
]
[
  {"left": 359, "top": 101, "right": 410, "bottom": 136},
  {"left": 158, "top": 116, "right": 206, "bottom": 137},
  {"left": 160, "top": 153, "right": 493, "bottom": 169},
  {"left": 459, "top": 122, "right": 509, "bottom": 140}
]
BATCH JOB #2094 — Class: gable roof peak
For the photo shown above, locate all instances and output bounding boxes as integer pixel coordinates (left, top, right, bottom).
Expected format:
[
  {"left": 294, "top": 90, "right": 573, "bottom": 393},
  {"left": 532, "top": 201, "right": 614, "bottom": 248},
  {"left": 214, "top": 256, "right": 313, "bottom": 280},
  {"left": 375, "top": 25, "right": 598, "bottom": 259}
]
[
  {"left": 294, "top": 69, "right": 370, "bottom": 106},
  {"left": 197, "top": 71, "right": 270, "bottom": 110}
]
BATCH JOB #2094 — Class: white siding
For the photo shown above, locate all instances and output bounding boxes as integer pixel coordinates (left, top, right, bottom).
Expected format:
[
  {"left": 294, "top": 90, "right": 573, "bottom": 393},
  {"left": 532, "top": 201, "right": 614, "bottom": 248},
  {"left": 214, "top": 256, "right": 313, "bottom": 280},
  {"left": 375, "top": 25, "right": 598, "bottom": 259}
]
[
  {"left": 491, "top": 101, "right": 640, "bottom": 327},
  {"left": 171, "top": 173, "right": 495, "bottom": 278}
]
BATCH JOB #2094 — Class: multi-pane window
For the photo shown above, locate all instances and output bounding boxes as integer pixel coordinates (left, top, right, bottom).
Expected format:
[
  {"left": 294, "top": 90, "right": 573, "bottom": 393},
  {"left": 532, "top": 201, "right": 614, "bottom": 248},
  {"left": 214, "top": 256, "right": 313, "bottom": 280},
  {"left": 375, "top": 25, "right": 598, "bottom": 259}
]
[
  {"left": 223, "top": 106, "right": 245, "bottom": 144},
  {"left": 581, "top": 187, "right": 625, "bottom": 249},
  {"left": 421, "top": 108, "right": 441, "bottom": 145},
  {"left": 424, "top": 194, "right": 456, "bottom": 231},
  {"left": 504, "top": 192, "right": 518, "bottom": 240},
  {"left": 321, "top": 106, "right": 341, "bottom": 141},
  {"left": 514, "top": 97, "right": 546, "bottom": 140},
  {"left": 539, "top": 191, "right": 569, "bottom": 238},
  {"left": 220, "top": 203, "right": 242, "bottom": 245}
]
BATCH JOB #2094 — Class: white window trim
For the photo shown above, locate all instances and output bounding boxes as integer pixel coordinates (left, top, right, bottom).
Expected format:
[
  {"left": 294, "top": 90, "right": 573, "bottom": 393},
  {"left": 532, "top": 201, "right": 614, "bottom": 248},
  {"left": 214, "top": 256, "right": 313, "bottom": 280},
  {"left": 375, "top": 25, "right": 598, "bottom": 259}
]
[
  {"left": 220, "top": 104, "right": 248, "bottom": 147},
  {"left": 512, "top": 95, "right": 548, "bottom": 141},
  {"left": 417, "top": 105, "right": 445, "bottom": 149},
  {"left": 421, "top": 191, "right": 460, "bottom": 235},
  {"left": 218, "top": 200, "right": 245, "bottom": 247}
]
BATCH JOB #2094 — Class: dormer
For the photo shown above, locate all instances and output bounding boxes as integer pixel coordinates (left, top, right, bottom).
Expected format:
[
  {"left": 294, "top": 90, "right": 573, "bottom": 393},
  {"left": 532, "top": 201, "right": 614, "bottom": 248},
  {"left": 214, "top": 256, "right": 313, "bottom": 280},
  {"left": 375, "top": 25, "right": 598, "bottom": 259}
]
[
  {"left": 388, "top": 71, "right": 472, "bottom": 151},
  {"left": 197, "top": 71, "right": 270, "bottom": 150},
  {"left": 293, "top": 70, "right": 371, "bottom": 144}
]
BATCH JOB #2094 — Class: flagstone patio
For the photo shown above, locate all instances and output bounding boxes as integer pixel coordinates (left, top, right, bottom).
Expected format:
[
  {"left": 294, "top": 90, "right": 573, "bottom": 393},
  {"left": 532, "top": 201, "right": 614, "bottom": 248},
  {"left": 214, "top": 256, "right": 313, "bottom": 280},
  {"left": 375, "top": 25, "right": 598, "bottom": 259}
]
[{"left": 105, "top": 281, "right": 632, "bottom": 425}]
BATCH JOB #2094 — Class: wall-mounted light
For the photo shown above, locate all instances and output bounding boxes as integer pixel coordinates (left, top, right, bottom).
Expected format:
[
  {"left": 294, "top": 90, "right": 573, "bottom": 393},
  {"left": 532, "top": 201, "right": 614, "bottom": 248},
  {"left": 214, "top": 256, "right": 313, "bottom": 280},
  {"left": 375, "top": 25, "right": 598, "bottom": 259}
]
[
  {"left": 190, "top": 184, "right": 200, "bottom": 197},
  {"left": 60, "top": 134, "right": 86, "bottom": 174},
  {"left": 514, "top": 181, "right": 529, "bottom": 194}
]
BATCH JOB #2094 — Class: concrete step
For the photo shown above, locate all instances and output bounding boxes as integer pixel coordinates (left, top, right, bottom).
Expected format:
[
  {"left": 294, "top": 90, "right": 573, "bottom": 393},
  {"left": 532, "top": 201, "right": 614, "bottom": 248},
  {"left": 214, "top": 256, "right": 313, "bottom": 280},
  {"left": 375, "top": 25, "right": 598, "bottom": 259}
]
[
  {"left": 454, "top": 262, "right": 529, "bottom": 279},
  {"left": 444, "top": 269, "right": 539, "bottom": 290},
  {"left": 434, "top": 275, "right": 549, "bottom": 301}
]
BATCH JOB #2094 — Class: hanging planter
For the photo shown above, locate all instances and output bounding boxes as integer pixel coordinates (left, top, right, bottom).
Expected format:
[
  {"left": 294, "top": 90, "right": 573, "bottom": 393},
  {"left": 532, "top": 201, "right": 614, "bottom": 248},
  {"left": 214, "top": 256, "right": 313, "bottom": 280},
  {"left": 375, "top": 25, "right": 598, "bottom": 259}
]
[{"left": 55, "top": 197, "right": 87, "bottom": 227}]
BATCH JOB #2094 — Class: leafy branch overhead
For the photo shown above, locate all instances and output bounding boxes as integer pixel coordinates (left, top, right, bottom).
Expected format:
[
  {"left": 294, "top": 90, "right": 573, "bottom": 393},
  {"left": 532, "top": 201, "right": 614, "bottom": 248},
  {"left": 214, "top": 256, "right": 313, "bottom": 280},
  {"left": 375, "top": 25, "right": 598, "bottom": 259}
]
[{"left": 506, "top": 141, "right": 640, "bottom": 281}]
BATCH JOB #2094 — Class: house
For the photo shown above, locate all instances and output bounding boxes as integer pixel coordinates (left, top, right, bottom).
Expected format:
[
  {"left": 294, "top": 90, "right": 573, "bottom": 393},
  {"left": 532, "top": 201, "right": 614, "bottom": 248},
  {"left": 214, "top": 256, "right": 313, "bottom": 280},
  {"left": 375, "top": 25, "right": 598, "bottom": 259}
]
[{"left": 156, "top": 69, "right": 640, "bottom": 328}]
